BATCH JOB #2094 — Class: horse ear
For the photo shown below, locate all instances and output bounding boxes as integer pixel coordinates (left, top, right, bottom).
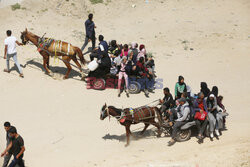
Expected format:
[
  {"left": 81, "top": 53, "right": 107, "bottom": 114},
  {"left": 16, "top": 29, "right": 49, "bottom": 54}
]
[
  {"left": 105, "top": 103, "right": 107, "bottom": 107},
  {"left": 25, "top": 28, "right": 27, "bottom": 32}
]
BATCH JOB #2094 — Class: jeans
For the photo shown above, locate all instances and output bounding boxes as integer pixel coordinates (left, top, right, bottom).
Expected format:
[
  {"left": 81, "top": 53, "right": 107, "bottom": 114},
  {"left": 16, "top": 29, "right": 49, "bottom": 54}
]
[
  {"left": 172, "top": 121, "right": 186, "bottom": 140},
  {"left": 8, "top": 156, "right": 24, "bottom": 167},
  {"left": 2, "top": 153, "right": 12, "bottom": 167},
  {"left": 81, "top": 36, "right": 96, "bottom": 52},
  {"left": 6, "top": 53, "right": 23, "bottom": 74},
  {"left": 169, "top": 108, "right": 178, "bottom": 122},
  {"left": 160, "top": 105, "right": 171, "bottom": 117},
  {"left": 195, "top": 119, "right": 208, "bottom": 135}
]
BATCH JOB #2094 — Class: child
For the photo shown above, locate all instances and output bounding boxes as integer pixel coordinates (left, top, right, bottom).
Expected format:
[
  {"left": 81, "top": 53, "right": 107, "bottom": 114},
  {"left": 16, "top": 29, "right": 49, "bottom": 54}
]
[{"left": 118, "top": 57, "right": 129, "bottom": 97}]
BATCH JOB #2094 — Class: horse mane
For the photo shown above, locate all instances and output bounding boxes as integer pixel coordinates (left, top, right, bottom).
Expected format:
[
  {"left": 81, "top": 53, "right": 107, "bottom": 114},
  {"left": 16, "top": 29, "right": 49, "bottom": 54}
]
[
  {"left": 27, "top": 31, "right": 39, "bottom": 39},
  {"left": 108, "top": 106, "right": 122, "bottom": 115}
]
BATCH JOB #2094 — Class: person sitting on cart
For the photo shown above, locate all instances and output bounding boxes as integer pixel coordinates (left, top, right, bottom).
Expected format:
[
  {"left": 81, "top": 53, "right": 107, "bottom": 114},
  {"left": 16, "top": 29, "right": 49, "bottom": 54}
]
[
  {"left": 130, "top": 42, "right": 139, "bottom": 57},
  {"left": 108, "top": 40, "right": 121, "bottom": 60},
  {"left": 193, "top": 92, "right": 208, "bottom": 143},
  {"left": 88, "top": 51, "right": 111, "bottom": 78},
  {"left": 118, "top": 57, "right": 129, "bottom": 98},
  {"left": 145, "top": 53, "right": 155, "bottom": 73},
  {"left": 159, "top": 87, "right": 175, "bottom": 119},
  {"left": 120, "top": 44, "right": 129, "bottom": 58},
  {"left": 125, "top": 50, "right": 137, "bottom": 75},
  {"left": 89, "top": 35, "right": 108, "bottom": 61},
  {"left": 167, "top": 97, "right": 190, "bottom": 146},
  {"left": 137, "top": 44, "right": 147, "bottom": 61},
  {"left": 175, "top": 75, "right": 187, "bottom": 100},
  {"left": 135, "top": 57, "right": 153, "bottom": 97}
]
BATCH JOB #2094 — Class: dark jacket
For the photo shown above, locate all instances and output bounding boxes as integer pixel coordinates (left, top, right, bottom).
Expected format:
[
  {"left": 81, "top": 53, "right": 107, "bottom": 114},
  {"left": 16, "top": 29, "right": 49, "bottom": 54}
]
[
  {"left": 85, "top": 19, "right": 95, "bottom": 38},
  {"left": 88, "top": 54, "right": 111, "bottom": 78},
  {"left": 98, "top": 41, "right": 109, "bottom": 54},
  {"left": 163, "top": 93, "right": 175, "bottom": 108},
  {"left": 136, "top": 61, "right": 149, "bottom": 77},
  {"left": 207, "top": 97, "right": 218, "bottom": 113}
]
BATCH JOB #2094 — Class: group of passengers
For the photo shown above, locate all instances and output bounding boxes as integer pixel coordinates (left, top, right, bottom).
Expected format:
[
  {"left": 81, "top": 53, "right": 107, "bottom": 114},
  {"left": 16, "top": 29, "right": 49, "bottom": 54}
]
[
  {"left": 159, "top": 76, "right": 227, "bottom": 146},
  {"left": 87, "top": 34, "right": 155, "bottom": 97}
]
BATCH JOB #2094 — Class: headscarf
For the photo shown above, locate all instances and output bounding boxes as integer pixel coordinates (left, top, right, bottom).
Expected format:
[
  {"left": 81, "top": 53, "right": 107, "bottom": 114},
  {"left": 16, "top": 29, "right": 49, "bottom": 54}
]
[
  {"left": 200, "top": 82, "right": 210, "bottom": 97},
  {"left": 211, "top": 86, "right": 218, "bottom": 97},
  {"left": 137, "top": 48, "right": 146, "bottom": 61},
  {"left": 139, "top": 44, "right": 145, "bottom": 51},
  {"left": 178, "top": 76, "right": 185, "bottom": 85},
  {"left": 131, "top": 42, "right": 137, "bottom": 49}
]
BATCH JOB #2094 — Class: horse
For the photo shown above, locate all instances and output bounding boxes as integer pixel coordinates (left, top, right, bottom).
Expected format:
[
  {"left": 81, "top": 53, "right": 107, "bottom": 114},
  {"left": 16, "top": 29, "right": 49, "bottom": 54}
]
[
  {"left": 100, "top": 103, "right": 162, "bottom": 146},
  {"left": 20, "top": 28, "right": 85, "bottom": 79}
]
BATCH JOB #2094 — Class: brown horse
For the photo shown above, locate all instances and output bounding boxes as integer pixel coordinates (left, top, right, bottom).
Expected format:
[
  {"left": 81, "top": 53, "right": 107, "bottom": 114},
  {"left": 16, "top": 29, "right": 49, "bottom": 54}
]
[
  {"left": 100, "top": 103, "right": 162, "bottom": 146},
  {"left": 20, "top": 28, "right": 85, "bottom": 79}
]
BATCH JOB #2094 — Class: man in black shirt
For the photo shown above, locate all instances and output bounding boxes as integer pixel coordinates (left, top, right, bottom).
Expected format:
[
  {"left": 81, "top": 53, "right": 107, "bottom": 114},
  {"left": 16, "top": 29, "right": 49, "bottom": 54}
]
[
  {"left": 81, "top": 13, "right": 96, "bottom": 52},
  {"left": 1, "top": 122, "right": 12, "bottom": 167},
  {"left": 159, "top": 87, "right": 175, "bottom": 118},
  {"left": 1, "top": 126, "right": 25, "bottom": 167}
]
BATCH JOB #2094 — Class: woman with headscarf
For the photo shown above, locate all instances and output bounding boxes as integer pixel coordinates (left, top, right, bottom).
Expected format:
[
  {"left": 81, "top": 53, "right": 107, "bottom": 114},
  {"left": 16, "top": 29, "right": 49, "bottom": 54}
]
[
  {"left": 211, "top": 86, "right": 218, "bottom": 97},
  {"left": 175, "top": 76, "right": 187, "bottom": 99},
  {"left": 206, "top": 93, "right": 224, "bottom": 140},
  {"left": 200, "top": 82, "right": 210, "bottom": 97},
  {"left": 137, "top": 44, "right": 146, "bottom": 61},
  {"left": 88, "top": 52, "right": 111, "bottom": 78},
  {"left": 131, "top": 42, "right": 139, "bottom": 57}
]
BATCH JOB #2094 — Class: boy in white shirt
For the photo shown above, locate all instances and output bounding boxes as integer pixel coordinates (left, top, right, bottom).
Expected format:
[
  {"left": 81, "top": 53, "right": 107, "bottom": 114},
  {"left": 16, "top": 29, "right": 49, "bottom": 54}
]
[{"left": 4, "top": 30, "right": 24, "bottom": 78}]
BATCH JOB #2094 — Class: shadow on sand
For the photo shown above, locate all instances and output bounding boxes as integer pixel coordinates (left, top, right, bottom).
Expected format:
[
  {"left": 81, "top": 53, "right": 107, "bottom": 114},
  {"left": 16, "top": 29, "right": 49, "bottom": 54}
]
[
  {"left": 102, "top": 128, "right": 158, "bottom": 143},
  {"left": 23, "top": 59, "right": 83, "bottom": 80}
]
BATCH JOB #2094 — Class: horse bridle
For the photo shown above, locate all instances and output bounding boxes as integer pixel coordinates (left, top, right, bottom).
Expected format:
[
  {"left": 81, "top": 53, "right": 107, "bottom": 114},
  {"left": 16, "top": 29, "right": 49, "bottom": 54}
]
[{"left": 101, "top": 106, "right": 111, "bottom": 121}]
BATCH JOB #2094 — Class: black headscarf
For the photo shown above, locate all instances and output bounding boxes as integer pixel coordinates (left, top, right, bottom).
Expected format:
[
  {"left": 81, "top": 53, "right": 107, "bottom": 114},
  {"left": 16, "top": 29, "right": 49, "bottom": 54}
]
[
  {"left": 200, "top": 82, "right": 210, "bottom": 97},
  {"left": 178, "top": 76, "right": 185, "bottom": 85},
  {"left": 211, "top": 86, "right": 218, "bottom": 97}
]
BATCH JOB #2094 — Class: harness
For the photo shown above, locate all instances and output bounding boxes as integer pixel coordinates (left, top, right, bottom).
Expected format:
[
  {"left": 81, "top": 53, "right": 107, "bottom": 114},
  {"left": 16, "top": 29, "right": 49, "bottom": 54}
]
[
  {"left": 119, "top": 106, "right": 155, "bottom": 124},
  {"left": 37, "top": 37, "right": 72, "bottom": 64}
]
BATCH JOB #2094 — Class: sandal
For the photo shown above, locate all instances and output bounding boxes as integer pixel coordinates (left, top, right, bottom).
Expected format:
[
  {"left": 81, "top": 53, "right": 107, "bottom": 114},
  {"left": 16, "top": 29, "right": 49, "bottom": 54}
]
[
  {"left": 4, "top": 69, "right": 10, "bottom": 73},
  {"left": 168, "top": 140, "right": 176, "bottom": 146}
]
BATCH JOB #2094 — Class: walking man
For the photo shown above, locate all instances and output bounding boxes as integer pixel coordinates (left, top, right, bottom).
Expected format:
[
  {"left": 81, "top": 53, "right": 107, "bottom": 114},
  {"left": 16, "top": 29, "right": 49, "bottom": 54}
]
[
  {"left": 81, "top": 13, "right": 96, "bottom": 52},
  {"left": 1, "top": 122, "right": 12, "bottom": 167},
  {"left": 4, "top": 30, "right": 24, "bottom": 78},
  {"left": 1, "top": 126, "right": 25, "bottom": 167}
]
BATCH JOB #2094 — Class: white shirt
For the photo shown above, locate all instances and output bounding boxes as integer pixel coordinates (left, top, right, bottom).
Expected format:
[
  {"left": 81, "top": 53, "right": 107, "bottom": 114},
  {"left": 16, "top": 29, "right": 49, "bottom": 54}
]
[{"left": 4, "top": 36, "right": 17, "bottom": 54}]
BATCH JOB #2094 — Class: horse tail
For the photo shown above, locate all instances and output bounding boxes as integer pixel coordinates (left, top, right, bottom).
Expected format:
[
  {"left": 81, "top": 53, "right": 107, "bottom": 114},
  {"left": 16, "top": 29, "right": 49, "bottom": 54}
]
[{"left": 74, "top": 47, "right": 86, "bottom": 65}]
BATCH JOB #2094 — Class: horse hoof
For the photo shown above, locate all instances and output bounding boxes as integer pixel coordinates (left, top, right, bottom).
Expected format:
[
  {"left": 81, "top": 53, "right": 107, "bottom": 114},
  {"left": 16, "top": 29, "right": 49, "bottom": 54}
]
[
  {"left": 63, "top": 76, "right": 68, "bottom": 80},
  {"left": 125, "top": 144, "right": 129, "bottom": 147}
]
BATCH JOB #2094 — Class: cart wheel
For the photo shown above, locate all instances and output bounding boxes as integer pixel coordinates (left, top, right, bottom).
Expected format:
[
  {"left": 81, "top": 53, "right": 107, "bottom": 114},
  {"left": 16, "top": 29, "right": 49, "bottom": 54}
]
[
  {"left": 93, "top": 78, "right": 106, "bottom": 90},
  {"left": 128, "top": 81, "right": 141, "bottom": 94},
  {"left": 176, "top": 129, "right": 191, "bottom": 142}
]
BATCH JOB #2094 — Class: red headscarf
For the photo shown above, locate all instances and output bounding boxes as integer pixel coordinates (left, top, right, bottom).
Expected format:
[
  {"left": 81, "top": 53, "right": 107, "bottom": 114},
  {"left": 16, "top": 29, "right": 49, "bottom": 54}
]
[{"left": 139, "top": 44, "right": 145, "bottom": 51}]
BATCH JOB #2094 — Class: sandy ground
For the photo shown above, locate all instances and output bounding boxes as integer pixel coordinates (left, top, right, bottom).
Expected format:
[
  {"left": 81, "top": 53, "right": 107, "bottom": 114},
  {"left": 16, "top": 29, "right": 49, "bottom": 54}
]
[{"left": 0, "top": 0, "right": 249, "bottom": 166}]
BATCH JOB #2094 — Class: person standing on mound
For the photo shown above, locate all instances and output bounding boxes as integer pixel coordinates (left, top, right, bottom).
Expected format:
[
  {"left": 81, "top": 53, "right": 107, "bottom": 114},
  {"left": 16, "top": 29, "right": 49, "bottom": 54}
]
[
  {"left": 3, "top": 30, "right": 24, "bottom": 78},
  {"left": 81, "top": 13, "right": 96, "bottom": 52}
]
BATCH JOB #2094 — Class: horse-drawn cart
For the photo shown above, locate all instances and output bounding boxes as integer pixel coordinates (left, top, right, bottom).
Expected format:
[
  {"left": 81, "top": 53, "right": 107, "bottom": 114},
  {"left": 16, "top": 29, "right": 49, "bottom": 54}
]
[{"left": 100, "top": 102, "right": 229, "bottom": 146}]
